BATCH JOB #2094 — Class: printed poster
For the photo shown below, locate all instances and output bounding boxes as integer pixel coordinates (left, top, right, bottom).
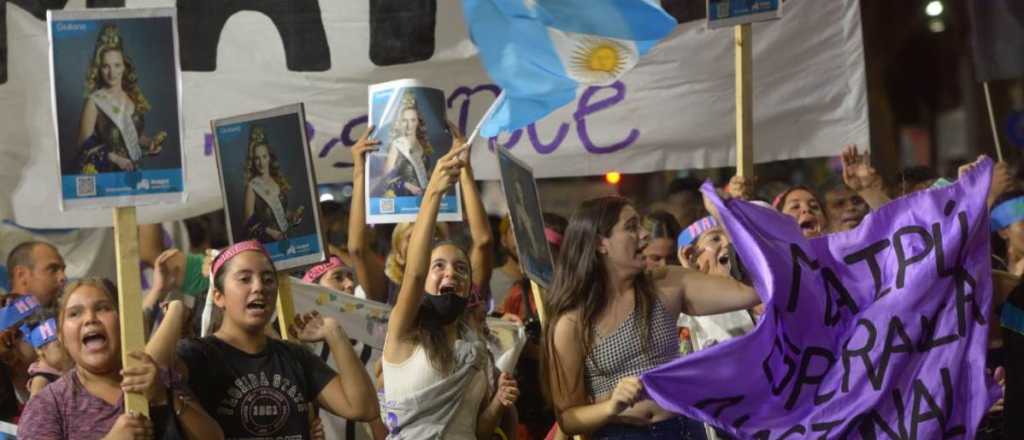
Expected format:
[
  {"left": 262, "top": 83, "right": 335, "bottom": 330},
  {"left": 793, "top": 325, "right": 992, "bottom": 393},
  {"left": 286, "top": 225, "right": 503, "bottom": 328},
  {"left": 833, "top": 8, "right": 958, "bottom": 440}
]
[
  {"left": 707, "top": 0, "right": 783, "bottom": 29},
  {"left": 496, "top": 146, "right": 555, "bottom": 288},
  {"left": 211, "top": 104, "right": 326, "bottom": 271},
  {"left": 48, "top": 8, "right": 185, "bottom": 210},
  {"left": 365, "top": 79, "right": 462, "bottom": 224}
]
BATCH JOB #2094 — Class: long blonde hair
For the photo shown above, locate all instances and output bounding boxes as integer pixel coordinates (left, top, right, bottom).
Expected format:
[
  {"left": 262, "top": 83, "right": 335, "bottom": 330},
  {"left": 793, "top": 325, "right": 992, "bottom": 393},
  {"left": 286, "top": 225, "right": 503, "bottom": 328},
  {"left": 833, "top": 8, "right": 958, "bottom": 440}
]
[
  {"left": 84, "top": 24, "right": 150, "bottom": 114},
  {"left": 387, "top": 91, "right": 434, "bottom": 158},
  {"left": 243, "top": 126, "right": 291, "bottom": 193}
]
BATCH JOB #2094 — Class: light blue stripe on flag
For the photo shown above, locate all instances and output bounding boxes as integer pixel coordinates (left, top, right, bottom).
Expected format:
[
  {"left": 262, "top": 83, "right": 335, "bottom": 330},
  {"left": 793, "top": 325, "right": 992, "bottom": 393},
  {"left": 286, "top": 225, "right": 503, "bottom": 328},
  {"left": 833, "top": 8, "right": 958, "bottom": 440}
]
[{"left": 463, "top": 0, "right": 676, "bottom": 137}]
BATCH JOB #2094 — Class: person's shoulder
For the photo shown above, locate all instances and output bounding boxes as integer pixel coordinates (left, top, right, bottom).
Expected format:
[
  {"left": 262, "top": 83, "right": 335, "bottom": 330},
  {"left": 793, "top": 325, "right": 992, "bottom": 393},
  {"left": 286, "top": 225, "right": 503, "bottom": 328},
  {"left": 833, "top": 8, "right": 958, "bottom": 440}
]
[
  {"left": 25, "top": 370, "right": 72, "bottom": 409},
  {"left": 177, "top": 336, "right": 218, "bottom": 360}
]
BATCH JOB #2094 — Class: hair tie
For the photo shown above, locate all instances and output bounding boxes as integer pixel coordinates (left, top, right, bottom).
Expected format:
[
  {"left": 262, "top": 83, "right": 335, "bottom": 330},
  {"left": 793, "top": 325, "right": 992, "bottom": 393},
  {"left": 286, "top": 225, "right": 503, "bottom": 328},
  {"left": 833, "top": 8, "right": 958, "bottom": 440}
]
[
  {"left": 992, "top": 196, "right": 1024, "bottom": 231},
  {"left": 211, "top": 240, "right": 272, "bottom": 279},
  {"left": 677, "top": 216, "right": 719, "bottom": 248},
  {"left": 543, "top": 227, "right": 563, "bottom": 247},
  {"left": 302, "top": 256, "right": 346, "bottom": 284}
]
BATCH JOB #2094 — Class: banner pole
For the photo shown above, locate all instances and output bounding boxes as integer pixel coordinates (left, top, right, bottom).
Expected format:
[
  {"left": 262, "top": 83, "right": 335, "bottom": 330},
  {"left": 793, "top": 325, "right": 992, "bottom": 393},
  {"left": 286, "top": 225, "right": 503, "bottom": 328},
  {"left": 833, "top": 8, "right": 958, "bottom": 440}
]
[
  {"left": 735, "top": 24, "right": 754, "bottom": 177},
  {"left": 466, "top": 91, "right": 506, "bottom": 148},
  {"left": 113, "top": 206, "right": 149, "bottom": 416},
  {"left": 983, "top": 81, "right": 1005, "bottom": 162},
  {"left": 528, "top": 280, "right": 547, "bottom": 325},
  {"left": 276, "top": 273, "right": 296, "bottom": 340}
]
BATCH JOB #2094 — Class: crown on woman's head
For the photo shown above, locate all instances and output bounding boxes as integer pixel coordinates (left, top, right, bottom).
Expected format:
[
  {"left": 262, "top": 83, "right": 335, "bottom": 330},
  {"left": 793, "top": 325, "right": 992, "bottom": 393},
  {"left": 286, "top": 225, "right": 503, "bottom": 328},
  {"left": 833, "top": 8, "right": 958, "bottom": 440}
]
[
  {"left": 96, "top": 24, "right": 122, "bottom": 51},
  {"left": 400, "top": 90, "right": 417, "bottom": 109},
  {"left": 249, "top": 126, "right": 266, "bottom": 145}
]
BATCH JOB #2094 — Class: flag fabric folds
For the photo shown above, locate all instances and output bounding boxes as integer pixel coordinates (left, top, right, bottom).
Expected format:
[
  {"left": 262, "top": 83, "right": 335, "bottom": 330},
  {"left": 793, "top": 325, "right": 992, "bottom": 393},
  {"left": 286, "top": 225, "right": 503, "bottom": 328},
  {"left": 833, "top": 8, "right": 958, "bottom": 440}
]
[
  {"left": 641, "top": 159, "right": 1000, "bottom": 438},
  {"left": 462, "top": 0, "right": 676, "bottom": 137}
]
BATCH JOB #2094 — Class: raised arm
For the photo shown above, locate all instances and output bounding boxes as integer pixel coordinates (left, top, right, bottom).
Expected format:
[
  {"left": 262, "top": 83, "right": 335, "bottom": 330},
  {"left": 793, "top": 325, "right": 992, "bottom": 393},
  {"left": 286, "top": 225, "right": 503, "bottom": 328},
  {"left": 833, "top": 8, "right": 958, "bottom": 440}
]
[
  {"left": 655, "top": 265, "right": 760, "bottom": 316},
  {"left": 841, "top": 145, "right": 890, "bottom": 210},
  {"left": 385, "top": 144, "right": 468, "bottom": 349},
  {"left": 293, "top": 313, "right": 379, "bottom": 421},
  {"left": 347, "top": 127, "right": 389, "bottom": 302},
  {"left": 451, "top": 124, "right": 494, "bottom": 289}
]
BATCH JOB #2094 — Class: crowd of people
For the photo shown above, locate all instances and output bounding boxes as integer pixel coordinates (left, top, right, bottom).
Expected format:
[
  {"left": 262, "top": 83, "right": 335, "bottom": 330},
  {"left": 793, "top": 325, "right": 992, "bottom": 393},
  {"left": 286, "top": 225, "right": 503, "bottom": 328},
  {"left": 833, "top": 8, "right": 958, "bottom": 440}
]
[{"left": 0, "top": 130, "right": 1021, "bottom": 439}]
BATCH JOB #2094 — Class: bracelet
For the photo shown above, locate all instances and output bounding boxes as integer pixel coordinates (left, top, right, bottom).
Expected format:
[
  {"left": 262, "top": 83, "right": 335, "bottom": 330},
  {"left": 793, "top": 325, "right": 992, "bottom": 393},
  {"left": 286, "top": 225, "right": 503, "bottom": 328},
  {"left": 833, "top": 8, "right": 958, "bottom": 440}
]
[{"left": 173, "top": 392, "right": 191, "bottom": 417}]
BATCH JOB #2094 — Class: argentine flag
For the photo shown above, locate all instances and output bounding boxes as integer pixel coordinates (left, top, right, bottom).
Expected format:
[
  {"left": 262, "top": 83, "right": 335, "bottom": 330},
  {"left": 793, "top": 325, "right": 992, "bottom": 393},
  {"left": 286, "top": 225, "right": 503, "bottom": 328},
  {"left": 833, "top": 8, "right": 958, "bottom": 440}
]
[{"left": 463, "top": 0, "right": 677, "bottom": 137}]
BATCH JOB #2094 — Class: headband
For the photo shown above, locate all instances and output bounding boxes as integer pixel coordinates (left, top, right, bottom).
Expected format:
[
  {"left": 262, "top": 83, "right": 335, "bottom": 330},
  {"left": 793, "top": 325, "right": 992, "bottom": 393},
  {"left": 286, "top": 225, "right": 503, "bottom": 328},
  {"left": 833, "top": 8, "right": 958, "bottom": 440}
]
[
  {"left": 677, "top": 216, "right": 718, "bottom": 249},
  {"left": 0, "top": 295, "right": 39, "bottom": 331},
  {"left": 303, "top": 256, "right": 346, "bottom": 283},
  {"left": 543, "top": 227, "right": 563, "bottom": 247},
  {"left": 20, "top": 318, "right": 57, "bottom": 349},
  {"left": 211, "top": 240, "right": 272, "bottom": 279},
  {"left": 992, "top": 196, "right": 1024, "bottom": 231}
]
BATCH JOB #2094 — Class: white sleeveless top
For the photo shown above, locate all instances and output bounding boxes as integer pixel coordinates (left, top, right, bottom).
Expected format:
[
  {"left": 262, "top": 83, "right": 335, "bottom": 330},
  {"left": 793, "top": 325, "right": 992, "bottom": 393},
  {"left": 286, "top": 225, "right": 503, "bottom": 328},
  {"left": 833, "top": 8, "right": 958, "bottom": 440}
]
[{"left": 383, "top": 345, "right": 488, "bottom": 439}]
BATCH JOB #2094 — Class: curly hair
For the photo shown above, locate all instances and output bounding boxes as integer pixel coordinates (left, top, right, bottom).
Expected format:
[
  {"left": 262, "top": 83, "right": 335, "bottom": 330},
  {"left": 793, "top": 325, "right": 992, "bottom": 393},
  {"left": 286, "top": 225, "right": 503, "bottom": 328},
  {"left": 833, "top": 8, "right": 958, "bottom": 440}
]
[
  {"left": 84, "top": 24, "right": 150, "bottom": 114},
  {"left": 388, "top": 91, "right": 433, "bottom": 158},
  {"left": 243, "top": 126, "right": 291, "bottom": 194}
]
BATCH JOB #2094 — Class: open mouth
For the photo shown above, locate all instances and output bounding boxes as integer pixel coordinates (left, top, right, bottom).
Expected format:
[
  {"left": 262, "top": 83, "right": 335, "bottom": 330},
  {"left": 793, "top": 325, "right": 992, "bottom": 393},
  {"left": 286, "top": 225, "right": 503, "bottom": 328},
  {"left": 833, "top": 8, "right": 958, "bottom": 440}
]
[
  {"left": 246, "top": 298, "right": 269, "bottom": 312},
  {"left": 798, "top": 217, "right": 819, "bottom": 235},
  {"left": 81, "top": 329, "right": 108, "bottom": 351},
  {"left": 438, "top": 280, "right": 460, "bottom": 295}
]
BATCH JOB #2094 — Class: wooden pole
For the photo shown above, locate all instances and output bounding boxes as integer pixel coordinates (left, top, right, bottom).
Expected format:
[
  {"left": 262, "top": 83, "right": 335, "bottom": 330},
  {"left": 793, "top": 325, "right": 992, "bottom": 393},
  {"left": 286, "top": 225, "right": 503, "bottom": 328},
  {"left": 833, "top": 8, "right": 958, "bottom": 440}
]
[
  {"left": 276, "top": 273, "right": 296, "bottom": 340},
  {"left": 735, "top": 24, "right": 754, "bottom": 177},
  {"left": 113, "top": 206, "right": 149, "bottom": 416},
  {"left": 983, "top": 81, "right": 1005, "bottom": 162},
  {"left": 528, "top": 280, "right": 547, "bottom": 325}
]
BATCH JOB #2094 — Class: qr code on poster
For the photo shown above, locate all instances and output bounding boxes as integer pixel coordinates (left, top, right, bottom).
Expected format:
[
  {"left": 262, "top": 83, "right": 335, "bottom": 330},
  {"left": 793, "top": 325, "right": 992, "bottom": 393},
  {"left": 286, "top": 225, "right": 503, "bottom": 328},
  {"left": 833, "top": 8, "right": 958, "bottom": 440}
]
[
  {"left": 379, "top": 198, "right": 395, "bottom": 214},
  {"left": 76, "top": 176, "right": 97, "bottom": 197}
]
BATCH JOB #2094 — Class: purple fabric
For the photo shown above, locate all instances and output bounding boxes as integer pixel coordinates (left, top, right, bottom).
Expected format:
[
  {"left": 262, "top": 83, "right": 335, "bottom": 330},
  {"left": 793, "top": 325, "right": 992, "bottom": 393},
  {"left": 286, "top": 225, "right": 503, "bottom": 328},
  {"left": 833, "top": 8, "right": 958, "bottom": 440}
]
[{"left": 641, "top": 159, "right": 1001, "bottom": 438}]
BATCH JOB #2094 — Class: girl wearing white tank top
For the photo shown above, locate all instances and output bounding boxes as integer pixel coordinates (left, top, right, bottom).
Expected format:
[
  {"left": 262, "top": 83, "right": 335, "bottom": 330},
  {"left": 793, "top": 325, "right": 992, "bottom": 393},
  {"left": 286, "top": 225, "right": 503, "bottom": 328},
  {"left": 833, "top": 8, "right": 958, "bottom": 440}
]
[{"left": 381, "top": 136, "right": 518, "bottom": 439}]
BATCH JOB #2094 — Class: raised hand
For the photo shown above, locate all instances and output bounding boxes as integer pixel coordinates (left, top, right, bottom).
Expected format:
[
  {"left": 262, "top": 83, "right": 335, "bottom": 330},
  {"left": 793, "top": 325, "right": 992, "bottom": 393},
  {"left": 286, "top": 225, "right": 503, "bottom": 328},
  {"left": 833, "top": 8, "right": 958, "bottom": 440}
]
[
  {"left": 149, "top": 248, "right": 182, "bottom": 300},
  {"left": 426, "top": 143, "right": 470, "bottom": 196},
  {"left": 726, "top": 175, "right": 755, "bottom": 200},
  {"left": 352, "top": 126, "right": 380, "bottom": 170},
  {"left": 290, "top": 311, "right": 347, "bottom": 343},
  {"left": 841, "top": 144, "right": 882, "bottom": 193}
]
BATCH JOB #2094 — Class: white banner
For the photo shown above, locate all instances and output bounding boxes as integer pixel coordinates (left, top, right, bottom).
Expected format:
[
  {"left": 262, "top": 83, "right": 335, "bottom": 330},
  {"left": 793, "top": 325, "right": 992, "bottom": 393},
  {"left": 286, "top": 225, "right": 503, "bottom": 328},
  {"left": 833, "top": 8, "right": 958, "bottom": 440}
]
[{"left": 0, "top": 0, "right": 867, "bottom": 228}]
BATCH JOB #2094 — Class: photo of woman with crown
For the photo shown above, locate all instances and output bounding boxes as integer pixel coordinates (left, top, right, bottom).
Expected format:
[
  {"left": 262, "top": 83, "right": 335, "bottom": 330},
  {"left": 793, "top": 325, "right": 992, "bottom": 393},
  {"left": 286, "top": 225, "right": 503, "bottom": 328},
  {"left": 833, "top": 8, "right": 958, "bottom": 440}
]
[
  {"left": 364, "top": 79, "right": 461, "bottom": 224},
  {"left": 212, "top": 104, "right": 326, "bottom": 271},
  {"left": 242, "top": 125, "right": 305, "bottom": 243},
  {"left": 49, "top": 9, "right": 184, "bottom": 209},
  {"left": 76, "top": 23, "right": 167, "bottom": 174}
]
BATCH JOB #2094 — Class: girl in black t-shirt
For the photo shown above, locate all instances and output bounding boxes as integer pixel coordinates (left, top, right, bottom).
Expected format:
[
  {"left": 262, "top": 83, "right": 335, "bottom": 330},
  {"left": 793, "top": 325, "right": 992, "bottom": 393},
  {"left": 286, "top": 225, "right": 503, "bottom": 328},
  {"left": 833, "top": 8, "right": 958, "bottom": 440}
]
[{"left": 175, "top": 240, "right": 378, "bottom": 439}]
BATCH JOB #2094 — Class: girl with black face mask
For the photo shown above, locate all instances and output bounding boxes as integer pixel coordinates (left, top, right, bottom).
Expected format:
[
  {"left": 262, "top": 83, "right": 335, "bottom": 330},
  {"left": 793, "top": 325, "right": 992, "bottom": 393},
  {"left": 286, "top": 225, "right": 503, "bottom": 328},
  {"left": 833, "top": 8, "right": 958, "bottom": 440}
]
[{"left": 381, "top": 137, "right": 519, "bottom": 439}]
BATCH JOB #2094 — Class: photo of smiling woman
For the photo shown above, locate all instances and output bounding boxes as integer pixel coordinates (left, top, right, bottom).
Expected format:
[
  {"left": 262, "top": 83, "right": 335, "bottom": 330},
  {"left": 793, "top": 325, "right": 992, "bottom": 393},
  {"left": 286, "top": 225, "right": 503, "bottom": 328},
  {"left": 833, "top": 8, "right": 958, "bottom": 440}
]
[
  {"left": 49, "top": 9, "right": 184, "bottom": 208},
  {"left": 76, "top": 23, "right": 167, "bottom": 174},
  {"left": 242, "top": 126, "right": 304, "bottom": 243}
]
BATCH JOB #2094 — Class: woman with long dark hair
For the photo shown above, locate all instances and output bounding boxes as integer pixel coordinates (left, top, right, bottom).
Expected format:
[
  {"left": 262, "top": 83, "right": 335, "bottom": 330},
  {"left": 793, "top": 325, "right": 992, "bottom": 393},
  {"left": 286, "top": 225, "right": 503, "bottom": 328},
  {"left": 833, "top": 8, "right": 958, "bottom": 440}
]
[{"left": 542, "top": 197, "right": 759, "bottom": 439}]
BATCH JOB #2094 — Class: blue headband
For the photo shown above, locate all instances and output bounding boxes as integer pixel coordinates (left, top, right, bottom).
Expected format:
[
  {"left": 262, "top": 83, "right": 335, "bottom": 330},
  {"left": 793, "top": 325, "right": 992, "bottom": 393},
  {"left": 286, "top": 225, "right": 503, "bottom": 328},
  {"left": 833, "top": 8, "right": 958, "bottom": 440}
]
[
  {"left": 991, "top": 196, "right": 1024, "bottom": 231},
  {"left": 20, "top": 318, "right": 57, "bottom": 349},
  {"left": 0, "top": 296, "right": 39, "bottom": 331},
  {"left": 677, "top": 216, "right": 719, "bottom": 249}
]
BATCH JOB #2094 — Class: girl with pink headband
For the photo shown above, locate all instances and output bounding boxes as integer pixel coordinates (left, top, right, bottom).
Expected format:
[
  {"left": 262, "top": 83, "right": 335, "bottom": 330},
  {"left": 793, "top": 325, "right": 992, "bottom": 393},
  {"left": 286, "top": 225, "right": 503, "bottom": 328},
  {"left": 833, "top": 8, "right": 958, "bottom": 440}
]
[{"left": 174, "top": 239, "right": 379, "bottom": 439}]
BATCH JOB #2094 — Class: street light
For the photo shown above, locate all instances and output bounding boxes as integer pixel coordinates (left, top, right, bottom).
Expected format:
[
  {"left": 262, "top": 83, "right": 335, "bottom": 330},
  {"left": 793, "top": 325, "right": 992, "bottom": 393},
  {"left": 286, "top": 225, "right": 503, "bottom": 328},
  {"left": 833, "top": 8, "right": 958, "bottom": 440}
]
[{"left": 925, "top": 1, "right": 943, "bottom": 17}]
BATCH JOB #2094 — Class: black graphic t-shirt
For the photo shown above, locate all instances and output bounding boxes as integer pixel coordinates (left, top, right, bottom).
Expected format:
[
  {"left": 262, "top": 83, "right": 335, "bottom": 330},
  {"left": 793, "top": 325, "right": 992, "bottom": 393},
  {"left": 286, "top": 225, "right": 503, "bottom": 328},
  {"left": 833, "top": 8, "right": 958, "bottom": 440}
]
[{"left": 177, "top": 336, "right": 336, "bottom": 440}]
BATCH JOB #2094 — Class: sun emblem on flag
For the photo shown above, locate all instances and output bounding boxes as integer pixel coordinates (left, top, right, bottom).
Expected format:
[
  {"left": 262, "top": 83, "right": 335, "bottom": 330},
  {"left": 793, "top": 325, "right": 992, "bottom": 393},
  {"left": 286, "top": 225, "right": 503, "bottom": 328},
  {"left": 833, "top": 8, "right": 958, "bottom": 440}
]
[{"left": 566, "top": 37, "right": 639, "bottom": 85}]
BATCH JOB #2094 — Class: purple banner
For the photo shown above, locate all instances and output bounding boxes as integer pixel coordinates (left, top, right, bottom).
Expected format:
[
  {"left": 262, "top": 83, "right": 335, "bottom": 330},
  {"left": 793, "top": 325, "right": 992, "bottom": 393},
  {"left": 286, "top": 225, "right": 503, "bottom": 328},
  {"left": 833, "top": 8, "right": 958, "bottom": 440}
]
[{"left": 641, "top": 159, "right": 1000, "bottom": 438}]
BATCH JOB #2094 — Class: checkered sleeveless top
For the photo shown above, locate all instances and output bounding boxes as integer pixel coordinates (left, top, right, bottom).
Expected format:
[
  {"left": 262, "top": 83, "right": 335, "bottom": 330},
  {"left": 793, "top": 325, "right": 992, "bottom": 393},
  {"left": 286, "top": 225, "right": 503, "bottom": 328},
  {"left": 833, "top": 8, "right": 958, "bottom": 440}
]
[{"left": 584, "top": 297, "right": 679, "bottom": 397}]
